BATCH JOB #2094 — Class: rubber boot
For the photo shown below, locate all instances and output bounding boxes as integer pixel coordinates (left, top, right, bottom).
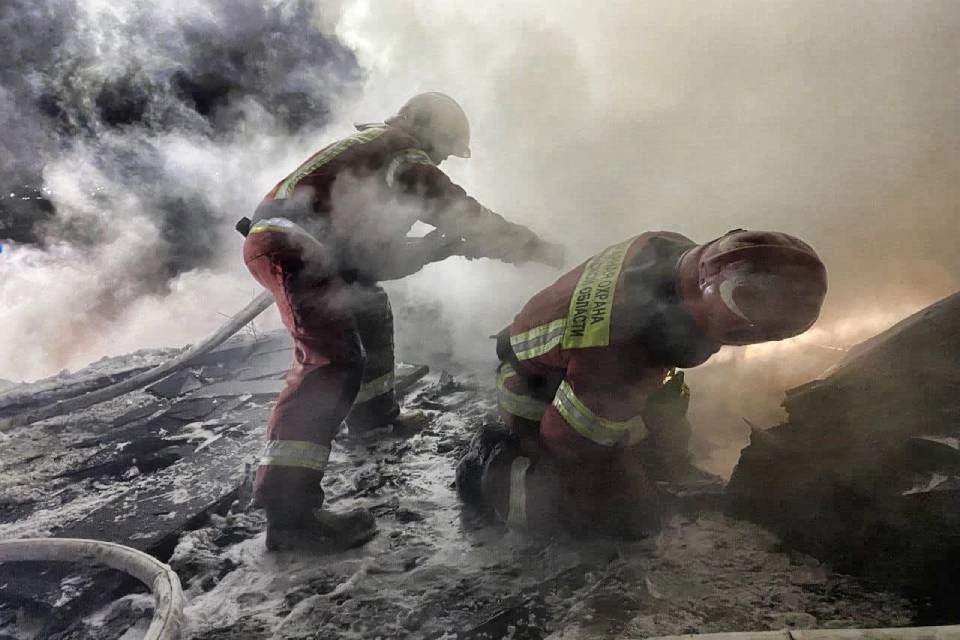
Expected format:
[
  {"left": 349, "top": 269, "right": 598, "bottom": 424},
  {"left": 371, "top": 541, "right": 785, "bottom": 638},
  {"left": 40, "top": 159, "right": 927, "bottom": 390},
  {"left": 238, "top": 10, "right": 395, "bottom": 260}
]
[
  {"left": 455, "top": 422, "right": 516, "bottom": 508},
  {"left": 265, "top": 507, "right": 378, "bottom": 552}
]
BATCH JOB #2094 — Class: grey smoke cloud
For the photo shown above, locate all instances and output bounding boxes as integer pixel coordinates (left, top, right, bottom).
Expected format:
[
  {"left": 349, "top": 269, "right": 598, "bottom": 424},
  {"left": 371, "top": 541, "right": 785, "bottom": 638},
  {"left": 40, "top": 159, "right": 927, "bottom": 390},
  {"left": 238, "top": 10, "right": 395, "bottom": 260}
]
[
  {"left": 329, "top": 1, "right": 958, "bottom": 343},
  {"left": 0, "top": 0, "right": 360, "bottom": 379},
  {"left": 329, "top": 1, "right": 960, "bottom": 475},
  {"left": 3, "top": 0, "right": 959, "bottom": 441}
]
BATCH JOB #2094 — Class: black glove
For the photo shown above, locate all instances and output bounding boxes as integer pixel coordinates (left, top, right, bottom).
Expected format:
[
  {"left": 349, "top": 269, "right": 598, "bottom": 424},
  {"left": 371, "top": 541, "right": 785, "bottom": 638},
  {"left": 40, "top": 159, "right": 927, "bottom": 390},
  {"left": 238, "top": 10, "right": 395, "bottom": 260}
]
[
  {"left": 366, "top": 231, "right": 464, "bottom": 281},
  {"left": 418, "top": 228, "right": 467, "bottom": 262}
]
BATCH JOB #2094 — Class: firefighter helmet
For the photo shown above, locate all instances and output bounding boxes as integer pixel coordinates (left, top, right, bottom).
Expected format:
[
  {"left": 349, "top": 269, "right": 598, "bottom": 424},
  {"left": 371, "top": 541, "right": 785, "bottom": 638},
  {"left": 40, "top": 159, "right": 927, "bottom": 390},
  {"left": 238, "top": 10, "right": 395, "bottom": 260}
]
[
  {"left": 389, "top": 92, "right": 471, "bottom": 160},
  {"left": 678, "top": 230, "right": 828, "bottom": 345}
]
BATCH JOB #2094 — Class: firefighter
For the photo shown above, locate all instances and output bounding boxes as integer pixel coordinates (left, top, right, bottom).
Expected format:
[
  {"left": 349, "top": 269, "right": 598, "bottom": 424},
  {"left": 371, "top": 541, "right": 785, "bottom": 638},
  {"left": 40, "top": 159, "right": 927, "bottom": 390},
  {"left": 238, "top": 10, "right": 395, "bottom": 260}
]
[
  {"left": 456, "top": 229, "right": 828, "bottom": 539},
  {"left": 241, "top": 92, "right": 564, "bottom": 551}
]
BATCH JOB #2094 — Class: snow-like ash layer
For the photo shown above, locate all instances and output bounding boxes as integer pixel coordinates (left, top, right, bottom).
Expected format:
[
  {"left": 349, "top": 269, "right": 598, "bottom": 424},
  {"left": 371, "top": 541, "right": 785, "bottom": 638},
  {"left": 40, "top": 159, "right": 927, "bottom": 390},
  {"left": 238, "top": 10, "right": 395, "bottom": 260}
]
[{"left": 0, "top": 338, "right": 919, "bottom": 638}]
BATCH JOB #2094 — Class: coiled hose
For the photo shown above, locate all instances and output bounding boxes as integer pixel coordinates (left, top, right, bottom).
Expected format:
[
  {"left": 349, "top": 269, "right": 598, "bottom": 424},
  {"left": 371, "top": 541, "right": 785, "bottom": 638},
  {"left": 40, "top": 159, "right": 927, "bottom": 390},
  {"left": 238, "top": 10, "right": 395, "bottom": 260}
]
[{"left": 0, "top": 538, "right": 184, "bottom": 639}]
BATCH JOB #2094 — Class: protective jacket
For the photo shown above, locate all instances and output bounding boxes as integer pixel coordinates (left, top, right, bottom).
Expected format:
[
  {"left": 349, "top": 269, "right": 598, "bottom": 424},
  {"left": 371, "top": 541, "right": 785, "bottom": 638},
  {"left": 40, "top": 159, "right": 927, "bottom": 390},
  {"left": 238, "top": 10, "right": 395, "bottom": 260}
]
[
  {"left": 488, "top": 231, "right": 720, "bottom": 537},
  {"left": 253, "top": 123, "right": 544, "bottom": 281}
]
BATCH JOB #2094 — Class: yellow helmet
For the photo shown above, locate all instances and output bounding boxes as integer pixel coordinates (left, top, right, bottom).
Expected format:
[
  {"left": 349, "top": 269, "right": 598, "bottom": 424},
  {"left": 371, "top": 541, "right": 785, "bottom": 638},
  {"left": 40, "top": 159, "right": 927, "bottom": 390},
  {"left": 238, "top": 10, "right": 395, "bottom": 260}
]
[{"left": 391, "top": 92, "right": 471, "bottom": 159}]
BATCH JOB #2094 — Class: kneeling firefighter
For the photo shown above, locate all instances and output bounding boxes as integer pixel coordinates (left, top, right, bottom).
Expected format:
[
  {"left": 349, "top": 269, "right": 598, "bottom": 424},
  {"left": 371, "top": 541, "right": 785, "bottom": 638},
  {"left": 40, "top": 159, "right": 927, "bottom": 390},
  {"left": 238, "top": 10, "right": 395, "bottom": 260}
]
[
  {"left": 456, "top": 229, "right": 828, "bottom": 539},
  {"left": 240, "top": 92, "right": 565, "bottom": 551}
]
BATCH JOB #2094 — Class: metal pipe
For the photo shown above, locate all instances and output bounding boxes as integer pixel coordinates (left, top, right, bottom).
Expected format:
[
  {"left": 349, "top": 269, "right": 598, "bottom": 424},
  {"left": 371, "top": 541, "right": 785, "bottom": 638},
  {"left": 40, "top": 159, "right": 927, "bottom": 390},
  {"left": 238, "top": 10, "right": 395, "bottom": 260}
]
[{"left": 0, "top": 537, "right": 184, "bottom": 640}]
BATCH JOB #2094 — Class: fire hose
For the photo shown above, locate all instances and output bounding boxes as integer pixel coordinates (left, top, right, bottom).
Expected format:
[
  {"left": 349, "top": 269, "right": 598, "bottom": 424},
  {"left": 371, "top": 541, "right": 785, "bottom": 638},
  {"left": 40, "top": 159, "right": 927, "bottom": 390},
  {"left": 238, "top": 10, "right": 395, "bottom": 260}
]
[
  {"left": 1, "top": 291, "right": 274, "bottom": 429},
  {"left": 0, "top": 538, "right": 184, "bottom": 640}
]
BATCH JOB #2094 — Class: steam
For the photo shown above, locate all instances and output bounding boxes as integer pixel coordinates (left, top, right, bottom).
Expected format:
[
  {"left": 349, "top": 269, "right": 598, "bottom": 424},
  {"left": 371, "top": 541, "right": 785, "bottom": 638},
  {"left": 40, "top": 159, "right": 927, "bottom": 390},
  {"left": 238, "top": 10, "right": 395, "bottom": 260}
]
[{"left": 3, "top": 0, "right": 959, "bottom": 479}]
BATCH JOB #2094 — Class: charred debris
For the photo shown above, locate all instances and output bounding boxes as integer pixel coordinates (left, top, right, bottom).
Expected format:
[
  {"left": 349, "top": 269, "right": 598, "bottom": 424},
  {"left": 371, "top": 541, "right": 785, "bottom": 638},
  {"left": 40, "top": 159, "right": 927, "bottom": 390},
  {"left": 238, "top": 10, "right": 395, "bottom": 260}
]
[{"left": 0, "top": 290, "right": 958, "bottom": 637}]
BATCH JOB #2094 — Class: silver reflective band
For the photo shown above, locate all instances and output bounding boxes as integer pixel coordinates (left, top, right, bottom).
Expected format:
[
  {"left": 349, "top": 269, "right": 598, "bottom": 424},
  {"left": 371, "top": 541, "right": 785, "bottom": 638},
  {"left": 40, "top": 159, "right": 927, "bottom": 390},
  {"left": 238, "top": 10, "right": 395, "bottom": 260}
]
[
  {"left": 249, "top": 217, "right": 300, "bottom": 234},
  {"left": 496, "top": 362, "right": 550, "bottom": 421},
  {"left": 510, "top": 318, "right": 566, "bottom": 361},
  {"left": 385, "top": 148, "right": 434, "bottom": 189},
  {"left": 553, "top": 380, "right": 647, "bottom": 447},
  {"left": 275, "top": 127, "right": 388, "bottom": 198},
  {"left": 507, "top": 456, "right": 532, "bottom": 529},
  {"left": 259, "top": 440, "right": 331, "bottom": 472},
  {"left": 355, "top": 371, "right": 395, "bottom": 404}
]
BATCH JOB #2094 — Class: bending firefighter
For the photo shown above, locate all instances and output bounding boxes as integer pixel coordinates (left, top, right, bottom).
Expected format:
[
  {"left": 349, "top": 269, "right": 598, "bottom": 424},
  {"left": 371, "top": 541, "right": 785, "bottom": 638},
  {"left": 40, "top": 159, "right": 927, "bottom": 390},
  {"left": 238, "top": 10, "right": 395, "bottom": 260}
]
[
  {"left": 456, "top": 229, "right": 828, "bottom": 539},
  {"left": 240, "top": 92, "right": 564, "bottom": 551}
]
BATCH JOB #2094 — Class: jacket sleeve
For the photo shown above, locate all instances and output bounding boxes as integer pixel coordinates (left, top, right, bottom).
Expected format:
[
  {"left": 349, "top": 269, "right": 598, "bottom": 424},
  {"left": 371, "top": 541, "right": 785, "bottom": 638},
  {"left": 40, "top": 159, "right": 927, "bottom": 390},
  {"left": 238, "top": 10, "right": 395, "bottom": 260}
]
[
  {"left": 538, "top": 348, "right": 657, "bottom": 466},
  {"left": 385, "top": 148, "right": 546, "bottom": 262}
]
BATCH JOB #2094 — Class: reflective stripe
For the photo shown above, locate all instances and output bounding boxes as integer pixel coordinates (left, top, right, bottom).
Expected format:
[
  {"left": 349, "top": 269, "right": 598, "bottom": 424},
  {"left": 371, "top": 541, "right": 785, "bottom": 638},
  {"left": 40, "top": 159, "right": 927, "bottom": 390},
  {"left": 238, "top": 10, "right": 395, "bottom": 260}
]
[
  {"left": 259, "top": 440, "right": 331, "bottom": 472},
  {"left": 275, "top": 127, "right": 389, "bottom": 199},
  {"left": 248, "top": 217, "right": 299, "bottom": 234},
  {"left": 496, "top": 363, "right": 550, "bottom": 421},
  {"left": 561, "top": 237, "right": 635, "bottom": 349},
  {"left": 385, "top": 148, "right": 435, "bottom": 189},
  {"left": 552, "top": 380, "right": 647, "bottom": 447},
  {"left": 510, "top": 318, "right": 566, "bottom": 361},
  {"left": 507, "top": 456, "right": 532, "bottom": 529},
  {"left": 354, "top": 371, "right": 395, "bottom": 404}
]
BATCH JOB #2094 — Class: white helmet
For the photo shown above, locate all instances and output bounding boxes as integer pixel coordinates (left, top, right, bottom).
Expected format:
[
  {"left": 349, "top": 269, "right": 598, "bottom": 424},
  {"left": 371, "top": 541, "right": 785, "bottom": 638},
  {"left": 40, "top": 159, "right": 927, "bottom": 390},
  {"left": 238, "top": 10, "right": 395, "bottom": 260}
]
[{"left": 390, "top": 92, "right": 471, "bottom": 159}]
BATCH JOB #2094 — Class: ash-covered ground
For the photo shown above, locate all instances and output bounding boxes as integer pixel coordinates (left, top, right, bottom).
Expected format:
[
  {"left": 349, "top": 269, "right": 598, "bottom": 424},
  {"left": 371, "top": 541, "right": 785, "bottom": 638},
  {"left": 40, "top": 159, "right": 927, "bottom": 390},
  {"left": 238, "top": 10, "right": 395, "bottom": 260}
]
[{"left": 0, "top": 331, "right": 919, "bottom": 639}]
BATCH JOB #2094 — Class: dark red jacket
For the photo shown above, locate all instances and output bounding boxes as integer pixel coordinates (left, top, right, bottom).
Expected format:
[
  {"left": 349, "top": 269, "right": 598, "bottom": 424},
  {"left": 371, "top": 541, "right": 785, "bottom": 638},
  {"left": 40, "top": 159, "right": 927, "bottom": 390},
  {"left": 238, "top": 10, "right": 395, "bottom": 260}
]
[
  {"left": 256, "top": 124, "right": 541, "bottom": 279},
  {"left": 504, "top": 232, "right": 719, "bottom": 510}
]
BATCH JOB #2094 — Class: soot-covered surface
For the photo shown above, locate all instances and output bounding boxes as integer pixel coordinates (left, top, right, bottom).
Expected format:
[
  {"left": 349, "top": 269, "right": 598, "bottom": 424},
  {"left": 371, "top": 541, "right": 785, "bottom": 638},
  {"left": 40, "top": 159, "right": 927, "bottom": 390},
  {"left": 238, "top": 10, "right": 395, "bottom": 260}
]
[
  {"left": 0, "top": 331, "right": 918, "bottom": 639},
  {"left": 728, "top": 289, "right": 960, "bottom": 622}
]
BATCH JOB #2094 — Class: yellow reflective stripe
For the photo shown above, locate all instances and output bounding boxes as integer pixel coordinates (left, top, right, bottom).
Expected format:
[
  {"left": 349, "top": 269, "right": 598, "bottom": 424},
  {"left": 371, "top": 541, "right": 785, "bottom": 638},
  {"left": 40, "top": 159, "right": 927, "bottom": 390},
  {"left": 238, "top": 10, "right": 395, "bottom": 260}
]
[
  {"left": 561, "top": 237, "right": 635, "bottom": 349},
  {"left": 259, "top": 440, "right": 331, "bottom": 472},
  {"left": 354, "top": 371, "right": 395, "bottom": 404},
  {"left": 507, "top": 456, "right": 532, "bottom": 529},
  {"left": 248, "top": 217, "right": 300, "bottom": 234},
  {"left": 275, "top": 127, "right": 388, "bottom": 199},
  {"left": 385, "top": 148, "right": 435, "bottom": 188},
  {"left": 552, "top": 380, "right": 647, "bottom": 447},
  {"left": 496, "top": 362, "right": 550, "bottom": 421},
  {"left": 510, "top": 319, "right": 566, "bottom": 361}
]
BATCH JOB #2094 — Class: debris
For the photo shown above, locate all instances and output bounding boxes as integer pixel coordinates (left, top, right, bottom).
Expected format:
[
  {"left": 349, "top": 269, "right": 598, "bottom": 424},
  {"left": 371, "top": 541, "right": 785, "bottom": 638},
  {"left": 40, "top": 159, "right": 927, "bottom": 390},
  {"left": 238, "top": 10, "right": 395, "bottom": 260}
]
[
  {"left": 728, "top": 289, "right": 960, "bottom": 618},
  {"left": 0, "top": 330, "right": 929, "bottom": 638}
]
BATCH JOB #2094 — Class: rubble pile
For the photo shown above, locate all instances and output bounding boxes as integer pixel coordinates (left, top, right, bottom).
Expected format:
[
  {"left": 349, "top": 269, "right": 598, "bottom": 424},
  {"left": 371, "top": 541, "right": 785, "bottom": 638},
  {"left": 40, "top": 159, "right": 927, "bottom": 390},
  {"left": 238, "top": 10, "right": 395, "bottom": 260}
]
[
  {"left": 728, "top": 290, "right": 960, "bottom": 619},
  {"left": 0, "top": 329, "right": 925, "bottom": 638}
]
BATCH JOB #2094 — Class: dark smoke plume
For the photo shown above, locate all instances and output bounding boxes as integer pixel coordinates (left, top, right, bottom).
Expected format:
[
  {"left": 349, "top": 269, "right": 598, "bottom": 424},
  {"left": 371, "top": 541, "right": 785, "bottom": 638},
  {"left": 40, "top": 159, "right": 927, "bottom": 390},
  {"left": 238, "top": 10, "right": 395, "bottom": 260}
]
[{"left": 0, "top": 0, "right": 360, "bottom": 285}]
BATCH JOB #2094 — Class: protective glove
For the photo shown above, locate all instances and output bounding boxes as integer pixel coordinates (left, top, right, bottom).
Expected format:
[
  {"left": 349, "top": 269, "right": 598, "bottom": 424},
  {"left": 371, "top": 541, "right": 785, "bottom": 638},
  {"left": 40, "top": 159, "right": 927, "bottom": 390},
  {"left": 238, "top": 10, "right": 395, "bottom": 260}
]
[
  {"left": 453, "top": 233, "right": 567, "bottom": 268},
  {"left": 371, "top": 230, "right": 466, "bottom": 281},
  {"left": 417, "top": 228, "right": 467, "bottom": 263}
]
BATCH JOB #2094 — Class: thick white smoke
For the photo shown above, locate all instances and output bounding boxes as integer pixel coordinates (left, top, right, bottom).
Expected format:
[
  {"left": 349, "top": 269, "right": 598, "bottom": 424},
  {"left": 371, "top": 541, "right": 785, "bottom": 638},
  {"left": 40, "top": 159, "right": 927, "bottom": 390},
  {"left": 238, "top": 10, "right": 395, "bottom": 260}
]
[{"left": 325, "top": 0, "right": 960, "bottom": 474}]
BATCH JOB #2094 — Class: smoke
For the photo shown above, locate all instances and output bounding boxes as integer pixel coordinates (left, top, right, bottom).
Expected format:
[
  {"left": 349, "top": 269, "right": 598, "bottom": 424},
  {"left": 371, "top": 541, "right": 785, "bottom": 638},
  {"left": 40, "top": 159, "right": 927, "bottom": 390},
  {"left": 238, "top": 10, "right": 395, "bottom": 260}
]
[
  {"left": 3, "top": 0, "right": 959, "bottom": 478},
  {"left": 324, "top": 0, "right": 960, "bottom": 474},
  {"left": 0, "top": 0, "right": 360, "bottom": 379}
]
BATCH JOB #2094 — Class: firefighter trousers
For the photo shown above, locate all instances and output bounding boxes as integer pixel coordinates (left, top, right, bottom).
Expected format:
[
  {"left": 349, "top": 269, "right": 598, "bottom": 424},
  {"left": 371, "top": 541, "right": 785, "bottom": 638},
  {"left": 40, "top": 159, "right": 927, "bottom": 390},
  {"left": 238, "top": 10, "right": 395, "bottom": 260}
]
[{"left": 243, "top": 225, "right": 399, "bottom": 515}]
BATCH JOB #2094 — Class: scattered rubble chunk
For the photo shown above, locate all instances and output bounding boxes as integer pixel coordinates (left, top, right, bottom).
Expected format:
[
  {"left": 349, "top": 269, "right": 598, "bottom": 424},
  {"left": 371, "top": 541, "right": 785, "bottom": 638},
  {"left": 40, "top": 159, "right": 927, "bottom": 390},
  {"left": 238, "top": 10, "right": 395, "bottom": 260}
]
[{"left": 728, "top": 290, "right": 960, "bottom": 619}]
